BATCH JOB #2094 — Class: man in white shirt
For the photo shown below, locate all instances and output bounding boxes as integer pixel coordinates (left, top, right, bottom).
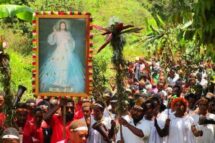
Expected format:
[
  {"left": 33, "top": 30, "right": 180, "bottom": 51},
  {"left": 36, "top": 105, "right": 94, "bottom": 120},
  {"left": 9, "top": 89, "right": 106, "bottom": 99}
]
[
  {"left": 116, "top": 103, "right": 151, "bottom": 143},
  {"left": 167, "top": 69, "right": 180, "bottom": 87},
  {"left": 191, "top": 97, "right": 215, "bottom": 143},
  {"left": 87, "top": 101, "right": 115, "bottom": 143}
]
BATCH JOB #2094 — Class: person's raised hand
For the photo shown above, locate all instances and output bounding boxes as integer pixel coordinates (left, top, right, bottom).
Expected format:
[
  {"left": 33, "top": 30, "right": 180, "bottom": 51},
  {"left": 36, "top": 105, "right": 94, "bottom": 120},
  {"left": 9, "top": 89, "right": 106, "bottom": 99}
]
[{"left": 118, "top": 117, "right": 129, "bottom": 127}]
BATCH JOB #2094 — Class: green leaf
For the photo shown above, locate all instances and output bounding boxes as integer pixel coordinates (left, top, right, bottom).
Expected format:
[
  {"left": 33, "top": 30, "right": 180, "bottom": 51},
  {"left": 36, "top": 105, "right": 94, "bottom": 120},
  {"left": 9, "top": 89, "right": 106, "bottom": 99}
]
[
  {"left": 144, "top": 17, "right": 158, "bottom": 32},
  {"left": 16, "top": 12, "right": 33, "bottom": 21},
  {"left": 0, "top": 5, "right": 9, "bottom": 17},
  {"left": 15, "top": 6, "right": 34, "bottom": 21},
  {"left": 0, "top": 4, "right": 34, "bottom": 21},
  {"left": 121, "top": 28, "right": 142, "bottom": 34},
  {"left": 0, "top": 0, "right": 9, "bottom": 4},
  {"left": 156, "top": 14, "right": 165, "bottom": 28}
]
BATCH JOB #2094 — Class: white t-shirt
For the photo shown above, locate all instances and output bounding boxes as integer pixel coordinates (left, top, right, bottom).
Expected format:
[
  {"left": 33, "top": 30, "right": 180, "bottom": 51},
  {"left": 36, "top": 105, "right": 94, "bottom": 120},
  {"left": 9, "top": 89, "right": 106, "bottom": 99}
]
[
  {"left": 167, "top": 73, "right": 180, "bottom": 87},
  {"left": 148, "top": 113, "right": 168, "bottom": 143},
  {"left": 103, "top": 107, "right": 116, "bottom": 120},
  {"left": 142, "top": 119, "right": 154, "bottom": 143},
  {"left": 116, "top": 115, "right": 153, "bottom": 143},
  {"left": 191, "top": 113, "right": 215, "bottom": 143},
  {"left": 87, "top": 116, "right": 111, "bottom": 143},
  {"left": 199, "top": 78, "right": 208, "bottom": 89},
  {"left": 162, "top": 114, "right": 196, "bottom": 143}
]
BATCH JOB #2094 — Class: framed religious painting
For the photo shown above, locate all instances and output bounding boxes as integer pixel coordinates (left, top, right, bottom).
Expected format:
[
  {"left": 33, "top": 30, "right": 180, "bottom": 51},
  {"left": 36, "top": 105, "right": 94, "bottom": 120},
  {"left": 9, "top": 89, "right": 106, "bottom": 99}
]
[{"left": 32, "top": 11, "right": 93, "bottom": 97}]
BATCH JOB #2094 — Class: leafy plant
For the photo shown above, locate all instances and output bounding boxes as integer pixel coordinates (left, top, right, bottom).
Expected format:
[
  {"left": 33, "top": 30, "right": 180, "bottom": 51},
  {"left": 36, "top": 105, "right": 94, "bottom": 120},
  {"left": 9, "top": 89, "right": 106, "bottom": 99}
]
[
  {"left": 92, "top": 55, "right": 108, "bottom": 100},
  {"left": 0, "top": 4, "right": 34, "bottom": 21},
  {"left": 95, "top": 17, "right": 142, "bottom": 114},
  {"left": 193, "top": 0, "right": 215, "bottom": 60}
]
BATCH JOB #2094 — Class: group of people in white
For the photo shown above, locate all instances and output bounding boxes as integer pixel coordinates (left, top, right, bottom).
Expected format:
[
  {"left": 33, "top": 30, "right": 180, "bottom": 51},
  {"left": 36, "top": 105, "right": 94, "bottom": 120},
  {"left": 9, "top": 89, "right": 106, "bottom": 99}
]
[
  {"left": 87, "top": 94, "right": 215, "bottom": 143},
  {"left": 86, "top": 57, "right": 215, "bottom": 143}
]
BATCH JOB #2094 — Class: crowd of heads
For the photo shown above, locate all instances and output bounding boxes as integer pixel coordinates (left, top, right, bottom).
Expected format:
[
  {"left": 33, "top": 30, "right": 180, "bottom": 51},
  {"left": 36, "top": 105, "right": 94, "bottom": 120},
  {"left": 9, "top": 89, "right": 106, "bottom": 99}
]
[
  {"left": 0, "top": 57, "right": 214, "bottom": 143},
  {"left": 124, "top": 57, "right": 215, "bottom": 113}
]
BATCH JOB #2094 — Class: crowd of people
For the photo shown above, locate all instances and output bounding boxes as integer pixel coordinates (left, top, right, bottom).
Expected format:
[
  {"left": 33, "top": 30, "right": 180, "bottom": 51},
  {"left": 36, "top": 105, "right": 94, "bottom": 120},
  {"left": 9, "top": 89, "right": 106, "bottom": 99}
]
[{"left": 0, "top": 57, "right": 215, "bottom": 143}]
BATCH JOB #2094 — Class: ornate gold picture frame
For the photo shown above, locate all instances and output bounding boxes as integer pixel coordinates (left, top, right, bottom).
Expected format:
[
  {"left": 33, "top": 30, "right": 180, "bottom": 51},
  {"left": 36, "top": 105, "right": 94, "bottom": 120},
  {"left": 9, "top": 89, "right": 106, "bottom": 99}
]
[{"left": 32, "top": 11, "right": 93, "bottom": 98}]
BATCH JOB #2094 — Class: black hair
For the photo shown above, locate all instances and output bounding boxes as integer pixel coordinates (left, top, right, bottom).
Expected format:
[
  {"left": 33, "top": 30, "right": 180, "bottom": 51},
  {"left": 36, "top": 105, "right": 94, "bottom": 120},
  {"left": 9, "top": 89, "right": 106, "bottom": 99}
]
[
  {"left": 59, "top": 21, "right": 67, "bottom": 30},
  {"left": 150, "top": 96, "right": 161, "bottom": 105},
  {"left": 16, "top": 103, "right": 28, "bottom": 109},
  {"left": 142, "top": 99, "right": 155, "bottom": 111},
  {"left": 37, "top": 100, "right": 50, "bottom": 111},
  {"left": 33, "top": 107, "right": 43, "bottom": 114},
  {"left": 185, "top": 93, "right": 196, "bottom": 100},
  {"left": 173, "top": 85, "right": 182, "bottom": 97},
  {"left": 37, "top": 100, "right": 50, "bottom": 107}
]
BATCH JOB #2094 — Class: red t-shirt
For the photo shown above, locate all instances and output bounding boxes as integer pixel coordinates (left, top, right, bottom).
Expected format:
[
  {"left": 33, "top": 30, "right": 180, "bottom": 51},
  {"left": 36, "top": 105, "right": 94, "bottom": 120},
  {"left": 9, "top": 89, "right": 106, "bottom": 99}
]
[
  {"left": 74, "top": 102, "right": 83, "bottom": 120},
  {"left": 23, "top": 120, "right": 35, "bottom": 143},
  {"left": 27, "top": 113, "right": 34, "bottom": 123},
  {"left": 32, "top": 126, "right": 44, "bottom": 143},
  {"left": 49, "top": 115, "right": 72, "bottom": 143},
  {"left": 23, "top": 120, "right": 46, "bottom": 143},
  {"left": 0, "top": 112, "right": 6, "bottom": 128}
]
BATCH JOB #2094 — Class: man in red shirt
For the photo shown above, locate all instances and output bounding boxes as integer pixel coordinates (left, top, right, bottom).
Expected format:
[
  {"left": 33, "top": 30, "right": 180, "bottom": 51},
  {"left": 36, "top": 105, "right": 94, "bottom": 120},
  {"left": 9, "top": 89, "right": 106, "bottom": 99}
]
[
  {"left": 14, "top": 103, "right": 28, "bottom": 129},
  {"left": 22, "top": 99, "right": 38, "bottom": 142},
  {"left": 0, "top": 92, "right": 6, "bottom": 134},
  {"left": 13, "top": 103, "right": 29, "bottom": 143},
  {"left": 26, "top": 99, "right": 36, "bottom": 123},
  {"left": 23, "top": 106, "right": 49, "bottom": 143},
  {"left": 44, "top": 98, "right": 74, "bottom": 143}
]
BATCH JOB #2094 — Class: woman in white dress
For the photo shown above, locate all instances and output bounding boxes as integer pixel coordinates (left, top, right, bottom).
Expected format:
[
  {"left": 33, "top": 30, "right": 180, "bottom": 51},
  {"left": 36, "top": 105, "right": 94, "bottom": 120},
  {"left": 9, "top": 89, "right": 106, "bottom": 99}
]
[{"left": 40, "top": 20, "right": 85, "bottom": 92}]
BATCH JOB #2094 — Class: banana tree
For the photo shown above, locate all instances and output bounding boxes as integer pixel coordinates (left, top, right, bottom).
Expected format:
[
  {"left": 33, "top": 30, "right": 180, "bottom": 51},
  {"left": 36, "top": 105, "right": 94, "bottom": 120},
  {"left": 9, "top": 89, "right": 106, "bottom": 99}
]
[
  {"left": 146, "top": 0, "right": 215, "bottom": 61},
  {"left": 193, "top": 0, "right": 215, "bottom": 60},
  {"left": 136, "top": 14, "right": 202, "bottom": 69},
  {"left": 0, "top": 3, "right": 33, "bottom": 94},
  {"left": 0, "top": 4, "right": 34, "bottom": 21},
  {"left": 0, "top": 3, "right": 34, "bottom": 126}
]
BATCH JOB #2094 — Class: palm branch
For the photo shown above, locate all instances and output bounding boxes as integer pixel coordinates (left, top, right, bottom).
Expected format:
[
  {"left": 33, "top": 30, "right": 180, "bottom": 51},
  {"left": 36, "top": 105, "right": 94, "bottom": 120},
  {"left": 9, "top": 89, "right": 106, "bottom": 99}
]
[{"left": 94, "top": 20, "right": 142, "bottom": 114}]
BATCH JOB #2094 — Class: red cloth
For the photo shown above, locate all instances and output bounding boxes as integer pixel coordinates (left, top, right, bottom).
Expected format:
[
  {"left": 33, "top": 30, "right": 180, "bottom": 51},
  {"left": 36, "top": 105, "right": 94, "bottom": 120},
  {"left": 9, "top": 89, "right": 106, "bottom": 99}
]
[
  {"left": 49, "top": 115, "right": 72, "bottom": 143},
  {"left": 23, "top": 119, "right": 45, "bottom": 143},
  {"left": 23, "top": 120, "right": 35, "bottom": 143},
  {"left": 0, "top": 112, "right": 6, "bottom": 128},
  {"left": 23, "top": 113, "right": 35, "bottom": 143},
  {"left": 73, "top": 102, "right": 83, "bottom": 120},
  {"left": 32, "top": 121, "right": 48, "bottom": 143},
  {"left": 27, "top": 113, "right": 34, "bottom": 123},
  {"left": 32, "top": 126, "right": 44, "bottom": 143}
]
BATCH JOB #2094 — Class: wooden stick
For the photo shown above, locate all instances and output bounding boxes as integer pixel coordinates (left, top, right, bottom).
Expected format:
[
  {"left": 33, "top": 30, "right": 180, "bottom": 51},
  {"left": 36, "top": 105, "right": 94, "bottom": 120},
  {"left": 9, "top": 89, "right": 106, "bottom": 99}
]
[
  {"left": 63, "top": 105, "right": 66, "bottom": 140},
  {"left": 120, "top": 124, "right": 124, "bottom": 143}
]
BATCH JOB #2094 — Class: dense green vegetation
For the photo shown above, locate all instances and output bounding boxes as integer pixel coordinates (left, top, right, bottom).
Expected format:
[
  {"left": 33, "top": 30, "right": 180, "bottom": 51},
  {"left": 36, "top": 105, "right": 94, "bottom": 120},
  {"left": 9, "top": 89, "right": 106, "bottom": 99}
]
[{"left": 0, "top": 0, "right": 215, "bottom": 101}]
